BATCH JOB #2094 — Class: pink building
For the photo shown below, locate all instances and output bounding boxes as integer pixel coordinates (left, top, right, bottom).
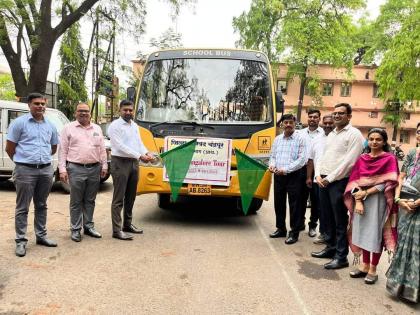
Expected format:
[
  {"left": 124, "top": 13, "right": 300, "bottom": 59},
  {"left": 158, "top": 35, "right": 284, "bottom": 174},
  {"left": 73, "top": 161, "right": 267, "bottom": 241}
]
[{"left": 275, "top": 63, "right": 419, "bottom": 153}]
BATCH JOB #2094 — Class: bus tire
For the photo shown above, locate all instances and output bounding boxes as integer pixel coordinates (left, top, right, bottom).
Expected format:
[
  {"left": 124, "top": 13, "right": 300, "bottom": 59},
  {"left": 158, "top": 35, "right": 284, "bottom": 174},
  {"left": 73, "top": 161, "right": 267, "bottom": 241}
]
[
  {"left": 158, "top": 193, "right": 172, "bottom": 209},
  {"left": 236, "top": 197, "right": 263, "bottom": 215}
]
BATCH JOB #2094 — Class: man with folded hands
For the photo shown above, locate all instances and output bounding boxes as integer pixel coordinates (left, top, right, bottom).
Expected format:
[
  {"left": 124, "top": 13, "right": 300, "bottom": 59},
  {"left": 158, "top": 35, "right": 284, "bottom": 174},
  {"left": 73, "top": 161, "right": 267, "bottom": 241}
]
[{"left": 59, "top": 103, "right": 108, "bottom": 242}]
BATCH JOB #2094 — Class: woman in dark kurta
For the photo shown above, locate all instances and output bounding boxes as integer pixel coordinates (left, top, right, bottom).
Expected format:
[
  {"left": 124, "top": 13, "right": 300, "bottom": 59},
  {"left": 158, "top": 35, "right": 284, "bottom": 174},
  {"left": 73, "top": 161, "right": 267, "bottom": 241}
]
[{"left": 386, "top": 122, "right": 420, "bottom": 303}]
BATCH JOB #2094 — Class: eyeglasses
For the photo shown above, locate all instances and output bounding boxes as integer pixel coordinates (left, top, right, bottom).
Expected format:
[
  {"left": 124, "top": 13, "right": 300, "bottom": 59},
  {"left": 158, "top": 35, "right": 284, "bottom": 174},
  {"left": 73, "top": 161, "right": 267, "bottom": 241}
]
[
  {"left": 77, "top": 110, "right": 90, "bottom": 113},
  {"left": 332, "top": 112, "right": 347, "bottom": 116},
  {"left": 32, "top": 102, "right": 46, "bottom": 106}
]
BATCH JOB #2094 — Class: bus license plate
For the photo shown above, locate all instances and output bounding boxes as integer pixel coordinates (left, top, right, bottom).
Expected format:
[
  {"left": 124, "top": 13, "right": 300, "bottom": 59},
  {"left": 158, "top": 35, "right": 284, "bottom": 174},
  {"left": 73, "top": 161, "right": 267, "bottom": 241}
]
[{"left": 187, "top": 184, "right": 211, "bottom": 195}]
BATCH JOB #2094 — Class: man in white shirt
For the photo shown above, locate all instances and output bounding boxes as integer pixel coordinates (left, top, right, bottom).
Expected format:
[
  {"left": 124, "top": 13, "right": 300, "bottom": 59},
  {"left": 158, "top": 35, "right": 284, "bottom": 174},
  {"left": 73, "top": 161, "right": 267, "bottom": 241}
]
[
  {"left": 299, "top": 109, "right": 325, "bottom": 238},
  {"left": 305, "top": 115, "right": 334, "bottom": 244},
  {"left": 108, "top": 100, "right": 155, "bottom": 240},
  {"left": 311, "top": 103, "right": 364, "bottom": 270}
]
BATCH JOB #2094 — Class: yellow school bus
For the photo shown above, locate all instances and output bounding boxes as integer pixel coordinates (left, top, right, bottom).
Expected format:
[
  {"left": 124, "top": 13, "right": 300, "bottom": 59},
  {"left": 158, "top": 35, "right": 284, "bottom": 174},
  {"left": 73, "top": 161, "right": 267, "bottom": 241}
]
[{"left": 132, "top": 48, "right": 283, "bottom": 212}]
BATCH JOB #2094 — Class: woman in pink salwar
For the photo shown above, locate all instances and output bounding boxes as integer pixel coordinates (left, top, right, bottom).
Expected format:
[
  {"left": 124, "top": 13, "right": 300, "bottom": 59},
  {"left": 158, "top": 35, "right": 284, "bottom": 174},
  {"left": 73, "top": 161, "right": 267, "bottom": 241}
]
[{"left": 344, "top": 128, "right": 399, "bottom": 285}]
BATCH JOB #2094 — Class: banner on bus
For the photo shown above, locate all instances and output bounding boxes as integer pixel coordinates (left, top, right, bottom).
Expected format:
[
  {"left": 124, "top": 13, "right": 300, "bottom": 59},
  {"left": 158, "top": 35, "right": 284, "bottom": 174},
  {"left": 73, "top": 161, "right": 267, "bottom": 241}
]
[{"left": 163, "top": 137, "right": 232, "bottom": 186}]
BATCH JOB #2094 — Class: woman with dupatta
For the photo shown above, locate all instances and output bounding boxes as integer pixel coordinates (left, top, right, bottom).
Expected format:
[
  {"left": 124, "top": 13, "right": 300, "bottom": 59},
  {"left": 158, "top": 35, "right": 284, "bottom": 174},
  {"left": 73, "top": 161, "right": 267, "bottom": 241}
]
[
  {"left": 386, "top": 122, "right": 420, "bottom": 303},
  {"left": 344, "top": 128, "right": 399, "bottom": 285}
]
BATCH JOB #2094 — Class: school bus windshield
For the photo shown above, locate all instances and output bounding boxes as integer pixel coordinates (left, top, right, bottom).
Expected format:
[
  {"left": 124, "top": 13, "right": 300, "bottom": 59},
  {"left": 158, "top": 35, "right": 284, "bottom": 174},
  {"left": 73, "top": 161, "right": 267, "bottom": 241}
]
[{"left": 136, "top": 58, "right": 272, "bottom": 124}]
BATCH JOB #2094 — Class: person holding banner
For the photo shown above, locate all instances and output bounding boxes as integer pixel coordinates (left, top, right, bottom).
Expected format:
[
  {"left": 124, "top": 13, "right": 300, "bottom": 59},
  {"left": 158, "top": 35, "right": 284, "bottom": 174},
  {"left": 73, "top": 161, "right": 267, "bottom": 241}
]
[
  {"left": 108, "top": 100, "right": 155, "bottom": 241},
  {"left": 269, "top": 114, "right": 307, "bottom": 245}
]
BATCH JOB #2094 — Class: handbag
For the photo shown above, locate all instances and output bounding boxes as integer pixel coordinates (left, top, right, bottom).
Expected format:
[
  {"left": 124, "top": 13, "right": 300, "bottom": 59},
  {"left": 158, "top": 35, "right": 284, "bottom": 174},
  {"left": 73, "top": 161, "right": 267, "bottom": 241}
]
[{"left": 400, "top": 179, "right": 420, "bottom": 200}]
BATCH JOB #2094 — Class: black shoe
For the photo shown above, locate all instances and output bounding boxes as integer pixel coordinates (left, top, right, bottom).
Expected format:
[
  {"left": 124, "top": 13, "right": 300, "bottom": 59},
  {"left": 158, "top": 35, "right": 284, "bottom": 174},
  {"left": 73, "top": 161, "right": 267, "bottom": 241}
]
[
  {"left": 36, "top": 237, "right": 57, "bottom": 247},
  {"left": 71, "top": 230, "right": 82, "bottom": 242},
  {"left": 313, "top": 234, "right": 327, "bottom": 245},
  {"left": 311, "top": 247, "right": 335, "bottom": 259},
  {"left": 112, "top": 231, "right": 133, "bottom": 240},
  {"left": 349, "top": 269, "right": 368, "bottom": 278},
  {"left": 122, "top": 224, "right": 143, "bottom": 234},
  {"left": 285, "top": 234, "right": 298, "bottom": 245},
  {"left": 308, "top": 228, "right": 317, "bottom": 238},
  {"left": 324, "top": 258, "right": 349, "bottom": 270},
  {"left": 269, "top": 229, "right": 287, "bottom": 238},
  {"left": 364, "top": 274, "right": 378, "bottom": 284},
  {"left": 84, "top": 227, "right": 102, "bottom": 238},
  {"left": 15, "top": 243, "right": 26, "bottom": 257}
]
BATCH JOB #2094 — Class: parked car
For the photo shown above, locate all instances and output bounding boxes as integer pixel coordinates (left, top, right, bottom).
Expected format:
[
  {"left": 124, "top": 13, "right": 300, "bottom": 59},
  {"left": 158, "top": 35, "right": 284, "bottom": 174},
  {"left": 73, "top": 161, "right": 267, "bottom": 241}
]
[{"left": 0, "top": 100, "right": 111, "bottom": 192}]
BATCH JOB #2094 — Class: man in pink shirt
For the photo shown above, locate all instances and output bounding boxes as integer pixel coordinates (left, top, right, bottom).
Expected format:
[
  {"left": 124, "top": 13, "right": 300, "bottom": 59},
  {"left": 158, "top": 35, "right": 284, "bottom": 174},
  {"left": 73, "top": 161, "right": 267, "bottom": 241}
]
[{"left": 59, "top": 103, "right": 108, "bottom": 242}]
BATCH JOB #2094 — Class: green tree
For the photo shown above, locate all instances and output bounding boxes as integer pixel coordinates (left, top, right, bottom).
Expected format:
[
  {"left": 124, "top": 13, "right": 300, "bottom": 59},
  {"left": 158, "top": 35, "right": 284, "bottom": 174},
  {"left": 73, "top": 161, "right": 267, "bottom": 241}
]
[
  {"left": 0, "top": 0, "right": 193, "bottom": 99},
  {"left": 0, "top": 73, "right": 16, "bottom": 100},
  {"left": 57, "top": 19, "right": 87, "bottom": 118},
  {"left": 233, "top": 0, "right": 366, "bottom": 121},
  {"left": 356, "top": 0, "right": 420, "bottom": 142},
  {"left": 150, "top": 27, "right": 183, "bottom": 50}
]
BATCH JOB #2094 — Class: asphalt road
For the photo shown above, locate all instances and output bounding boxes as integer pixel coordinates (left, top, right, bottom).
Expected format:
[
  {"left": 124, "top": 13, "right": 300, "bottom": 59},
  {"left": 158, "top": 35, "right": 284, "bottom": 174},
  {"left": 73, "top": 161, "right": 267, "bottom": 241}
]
[{"left": 0, "top": 180, "right": 418, "bottom": 314}]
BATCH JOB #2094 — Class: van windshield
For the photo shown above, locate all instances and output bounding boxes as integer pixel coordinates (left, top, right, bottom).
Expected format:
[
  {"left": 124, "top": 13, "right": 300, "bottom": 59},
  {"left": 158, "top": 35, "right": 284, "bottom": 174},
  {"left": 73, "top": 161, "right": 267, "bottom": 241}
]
[
  {"left": 136, "top": 58, "right": 272, "bottom": 124},
  {"left": 45, "top": 110, "right": 70, "bottom": 133}
]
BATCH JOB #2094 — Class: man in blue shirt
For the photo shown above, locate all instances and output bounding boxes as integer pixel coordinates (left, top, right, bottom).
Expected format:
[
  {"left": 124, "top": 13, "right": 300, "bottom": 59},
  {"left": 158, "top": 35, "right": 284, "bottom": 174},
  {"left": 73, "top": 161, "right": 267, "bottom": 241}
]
[
  {"left": 268, "top": 114, "right": 307, "bottom": 245},
  {"left": 6, "top": 93, "right": 59, "bottom": 257}
]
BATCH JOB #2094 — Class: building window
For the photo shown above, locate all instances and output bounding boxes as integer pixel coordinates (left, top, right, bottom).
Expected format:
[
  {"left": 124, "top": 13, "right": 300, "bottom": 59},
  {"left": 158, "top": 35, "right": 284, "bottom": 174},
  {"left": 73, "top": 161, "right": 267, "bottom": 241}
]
[
  {"left": 368, "top": 111, "right": 378, "bottom": 118},
  {"left": 399, "top": 130, "right": 410, "bottom": 144},
  {"left": 373, "top": 83, "right": 379, "bottom": 98},
  {"left": 340, "top": 82, "right": 351, "bottom": 97},
  {"left": 322, "top": 82, "right": 334, "bottom": 96},
  {"left": 403, "top": 112, "right": 411, "bottom": 120},
  {"left": 277, "top": 79, "right": 287, "bottom": 95}
]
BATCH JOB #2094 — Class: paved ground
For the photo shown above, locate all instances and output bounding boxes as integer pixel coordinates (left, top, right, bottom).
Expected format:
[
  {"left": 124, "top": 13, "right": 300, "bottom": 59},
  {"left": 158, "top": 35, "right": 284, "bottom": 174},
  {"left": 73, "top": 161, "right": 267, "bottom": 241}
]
[{"left": 0, "top": 179, "right": 418, "bottom": 314}]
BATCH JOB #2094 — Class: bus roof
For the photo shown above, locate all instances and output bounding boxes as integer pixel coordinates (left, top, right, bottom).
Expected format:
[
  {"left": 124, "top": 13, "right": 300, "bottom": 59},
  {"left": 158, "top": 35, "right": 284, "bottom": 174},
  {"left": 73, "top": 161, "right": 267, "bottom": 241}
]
[{"left": 147, "top": 48, "right": 270, "bottom": 63}]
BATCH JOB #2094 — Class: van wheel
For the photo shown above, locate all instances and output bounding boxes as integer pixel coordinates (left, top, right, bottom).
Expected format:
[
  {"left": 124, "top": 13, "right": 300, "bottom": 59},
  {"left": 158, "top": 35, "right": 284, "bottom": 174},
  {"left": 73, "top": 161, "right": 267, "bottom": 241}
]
[
  {"left": 61, "top": 181, "right": 71, "bottom": 194},
  {"left": 236, "top": 197, "right": 263, "bottom": 215},
  {"left": 158, "top": 193, "right": 172, "bottom": 209}
]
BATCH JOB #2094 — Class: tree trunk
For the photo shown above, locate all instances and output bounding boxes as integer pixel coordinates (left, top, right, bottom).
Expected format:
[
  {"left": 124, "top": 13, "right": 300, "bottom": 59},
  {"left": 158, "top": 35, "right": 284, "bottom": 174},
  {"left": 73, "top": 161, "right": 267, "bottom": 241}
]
[
  {"left": 392, "top": 126, "right": 398, "bottom": 143},
  {"left": 297, "top": 74, "right": 307, "bottom": 123},
  {"left": 27, "top": 37, "right": 55, "bottom": 95},
  {"left": 296, "top": 62, "right": 308, "bottom": 123}
]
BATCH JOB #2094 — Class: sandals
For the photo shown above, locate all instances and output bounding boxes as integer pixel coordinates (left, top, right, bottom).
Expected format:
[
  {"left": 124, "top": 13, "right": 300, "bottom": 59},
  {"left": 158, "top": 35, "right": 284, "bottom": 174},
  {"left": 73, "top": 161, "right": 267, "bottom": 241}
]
[
  {"left": 364, "top": 273, "right": 378, "bottom": 284},
  {"left": 349, "top": 269, "right": 368, "bottom": 278}
]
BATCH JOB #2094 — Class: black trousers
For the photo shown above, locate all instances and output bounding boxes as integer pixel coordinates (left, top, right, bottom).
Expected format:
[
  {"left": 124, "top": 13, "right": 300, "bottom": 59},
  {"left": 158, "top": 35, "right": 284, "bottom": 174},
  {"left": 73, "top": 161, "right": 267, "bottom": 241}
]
[
  {"left": 318, "top": 177, "right": 349, "bottom": 260},
  {"left": 313, "top": 183, "right": 327, "bottom": 235},
  {"left": 110, "top": 156, "right": 139, "bottom": 232},
  {"left": 273, "top": 167, "right": 305, "bottom": 236},
  {"left": 301, "top": 178, "right": 319, "bottom": 229}
]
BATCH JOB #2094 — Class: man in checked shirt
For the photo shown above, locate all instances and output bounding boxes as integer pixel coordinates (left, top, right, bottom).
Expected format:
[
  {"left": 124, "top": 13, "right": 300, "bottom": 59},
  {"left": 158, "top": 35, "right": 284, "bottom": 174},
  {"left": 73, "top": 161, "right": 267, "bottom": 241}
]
[{"left": 268, "top": 114, "right": 307, "bottom": 245}]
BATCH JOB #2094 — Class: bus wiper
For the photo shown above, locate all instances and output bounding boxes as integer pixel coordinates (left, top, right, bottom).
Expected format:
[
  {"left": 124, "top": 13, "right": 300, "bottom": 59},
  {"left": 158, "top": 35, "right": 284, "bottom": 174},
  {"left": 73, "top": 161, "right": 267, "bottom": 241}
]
[
  {"left": 149, "top": 121, "right": 175, "bottom": 129},
  {"left": 174, "top": 120, "right": 215, "bottom": 129}
]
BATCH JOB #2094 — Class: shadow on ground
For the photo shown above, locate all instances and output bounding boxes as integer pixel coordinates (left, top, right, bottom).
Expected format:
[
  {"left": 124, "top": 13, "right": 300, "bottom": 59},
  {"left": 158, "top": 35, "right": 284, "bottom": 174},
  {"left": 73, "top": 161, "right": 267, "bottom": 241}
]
[{"left": 142, "top": 195, "right": 257, "bottom": 228}]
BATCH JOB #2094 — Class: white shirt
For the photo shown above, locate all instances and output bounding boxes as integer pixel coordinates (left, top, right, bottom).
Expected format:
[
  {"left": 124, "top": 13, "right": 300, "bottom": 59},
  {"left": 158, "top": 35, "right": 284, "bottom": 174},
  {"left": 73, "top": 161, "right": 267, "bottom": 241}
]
[
  {"left": 108, "top": 117, "right": 148, "bottom": 159},
  {"left": 316, "top": 124, "right": 364, "bottom": 183},
  {"left": 309, "top": 135, "right": 327, "bottom": 180},
  {"left": 299, "top": 126, "right": 325, "bottom": 162}
]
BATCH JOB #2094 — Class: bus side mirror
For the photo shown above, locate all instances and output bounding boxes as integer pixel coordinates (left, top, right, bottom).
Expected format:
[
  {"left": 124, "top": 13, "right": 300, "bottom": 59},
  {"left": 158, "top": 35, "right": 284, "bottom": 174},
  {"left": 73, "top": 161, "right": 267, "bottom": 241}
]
[
  {"left": 275, "top": 90, "right": 284, "bottom": 114},
  {"left": 127, "top": 87, "right": 136, "bottom": 102}
]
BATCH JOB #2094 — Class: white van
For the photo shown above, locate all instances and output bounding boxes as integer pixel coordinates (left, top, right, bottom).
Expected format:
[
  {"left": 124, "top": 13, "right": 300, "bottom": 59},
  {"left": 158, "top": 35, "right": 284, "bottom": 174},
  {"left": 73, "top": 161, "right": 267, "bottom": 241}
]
[{"left": 0, "top": 100, "right": 110, "bottom": 192}]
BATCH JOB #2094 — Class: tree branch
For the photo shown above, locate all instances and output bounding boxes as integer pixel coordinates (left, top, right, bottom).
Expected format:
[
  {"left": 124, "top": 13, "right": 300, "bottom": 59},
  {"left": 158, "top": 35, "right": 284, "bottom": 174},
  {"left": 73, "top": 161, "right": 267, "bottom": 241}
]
[
  {"left": 28, "top": 1, "right": 39, "bottom": 22},
  {"left": 13, "top": 0, "right": 35, "bottom": 39},
  {"left": 54, "top": 0, "right": 99, "bottom": 39}
]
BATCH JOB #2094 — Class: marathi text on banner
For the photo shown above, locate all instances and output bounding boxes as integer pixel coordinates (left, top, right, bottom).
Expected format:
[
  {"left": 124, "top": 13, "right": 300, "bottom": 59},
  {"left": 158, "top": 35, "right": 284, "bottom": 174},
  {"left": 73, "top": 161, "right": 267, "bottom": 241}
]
[{"left": 163, "top": 137, "right": 232, "bottom": 186}]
